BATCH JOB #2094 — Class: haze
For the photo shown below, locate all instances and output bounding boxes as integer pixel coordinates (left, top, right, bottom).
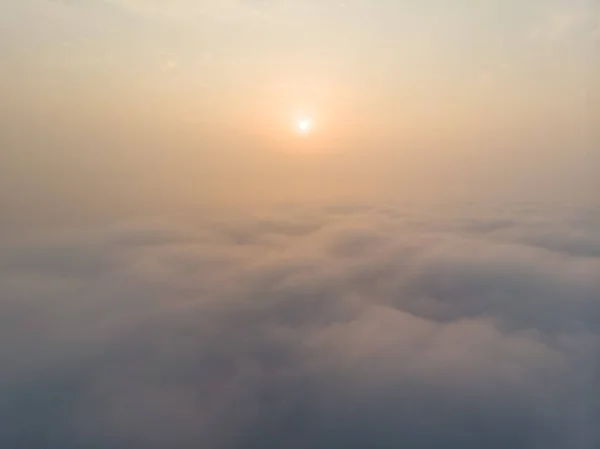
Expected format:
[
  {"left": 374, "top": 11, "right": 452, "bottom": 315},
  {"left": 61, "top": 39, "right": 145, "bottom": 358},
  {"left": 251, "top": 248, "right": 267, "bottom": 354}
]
[
  {"left": 1, "top": 0, "right": 599, "bottom": 229},
  {"left": 0, "top": 2, "right": 599, "bottom": 449}
]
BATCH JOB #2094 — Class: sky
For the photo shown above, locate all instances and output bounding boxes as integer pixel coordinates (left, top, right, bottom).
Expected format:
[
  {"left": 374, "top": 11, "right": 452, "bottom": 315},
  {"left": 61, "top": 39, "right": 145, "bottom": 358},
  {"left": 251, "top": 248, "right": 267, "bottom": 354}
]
[
  {"left": 1, "top": 0, "right": 599, "bottom": 228},
  {"left": 0, "top": 1, "right": 599, "bottom": 448}
]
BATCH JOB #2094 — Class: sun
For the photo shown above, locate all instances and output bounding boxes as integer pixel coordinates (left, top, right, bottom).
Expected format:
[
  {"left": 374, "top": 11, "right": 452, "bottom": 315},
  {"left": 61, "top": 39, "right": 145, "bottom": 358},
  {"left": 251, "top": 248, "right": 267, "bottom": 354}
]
[{"left": 295, "top": 117, "right": 314, "bottom": 135}]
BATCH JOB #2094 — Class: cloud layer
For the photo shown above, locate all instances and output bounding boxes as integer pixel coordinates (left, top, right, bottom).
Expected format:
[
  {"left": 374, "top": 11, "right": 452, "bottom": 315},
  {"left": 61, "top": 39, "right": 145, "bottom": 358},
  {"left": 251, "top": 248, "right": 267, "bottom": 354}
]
[{"left": 0, "top": 201, "right": 599, "bottom": 449}]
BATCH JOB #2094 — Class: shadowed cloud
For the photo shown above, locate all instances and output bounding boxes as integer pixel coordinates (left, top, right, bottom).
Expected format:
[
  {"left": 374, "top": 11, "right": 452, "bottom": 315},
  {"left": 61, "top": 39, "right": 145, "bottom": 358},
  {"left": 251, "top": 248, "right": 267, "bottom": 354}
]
[{"left": 0, "top": 201, "right": 598, "bottom": 449}]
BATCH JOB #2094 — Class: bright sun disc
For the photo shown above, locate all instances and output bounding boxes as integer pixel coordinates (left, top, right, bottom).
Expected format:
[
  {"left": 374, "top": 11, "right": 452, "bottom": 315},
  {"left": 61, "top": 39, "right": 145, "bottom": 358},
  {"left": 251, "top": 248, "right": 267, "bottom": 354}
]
[{"left": 296, "top": 117, "right": 313, "bottom": 134}]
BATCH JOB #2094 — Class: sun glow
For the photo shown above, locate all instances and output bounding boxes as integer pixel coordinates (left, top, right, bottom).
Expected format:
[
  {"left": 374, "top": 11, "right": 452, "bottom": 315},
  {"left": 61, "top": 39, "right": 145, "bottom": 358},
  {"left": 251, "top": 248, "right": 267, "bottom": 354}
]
[{"left": 295, "top": 117, "right": 314, "bottom": 135}]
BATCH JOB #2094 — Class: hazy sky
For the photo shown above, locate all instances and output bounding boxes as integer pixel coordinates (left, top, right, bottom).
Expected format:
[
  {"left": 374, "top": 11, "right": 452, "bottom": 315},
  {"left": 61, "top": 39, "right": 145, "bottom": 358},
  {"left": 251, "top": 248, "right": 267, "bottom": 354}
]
[
  {"left": 1, "top": 3, "right": 600, "bottom": 448},
  {"left": 1, "top": 0, "right": 599, "bottom": 227}
]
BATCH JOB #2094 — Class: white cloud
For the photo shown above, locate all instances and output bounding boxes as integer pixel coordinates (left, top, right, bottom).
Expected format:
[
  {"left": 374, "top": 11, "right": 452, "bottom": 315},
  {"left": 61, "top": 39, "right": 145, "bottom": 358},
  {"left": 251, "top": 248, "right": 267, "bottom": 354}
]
[{"left": 0, "top": 201, "right": 599, "bottom": 448}]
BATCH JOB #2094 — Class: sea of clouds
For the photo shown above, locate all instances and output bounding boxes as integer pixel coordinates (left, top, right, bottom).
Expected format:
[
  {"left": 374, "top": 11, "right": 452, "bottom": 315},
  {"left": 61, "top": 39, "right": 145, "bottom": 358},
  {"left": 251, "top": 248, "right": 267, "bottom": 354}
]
[{"left": 0, "top": 199, "right": 598, "bottom": 449}]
